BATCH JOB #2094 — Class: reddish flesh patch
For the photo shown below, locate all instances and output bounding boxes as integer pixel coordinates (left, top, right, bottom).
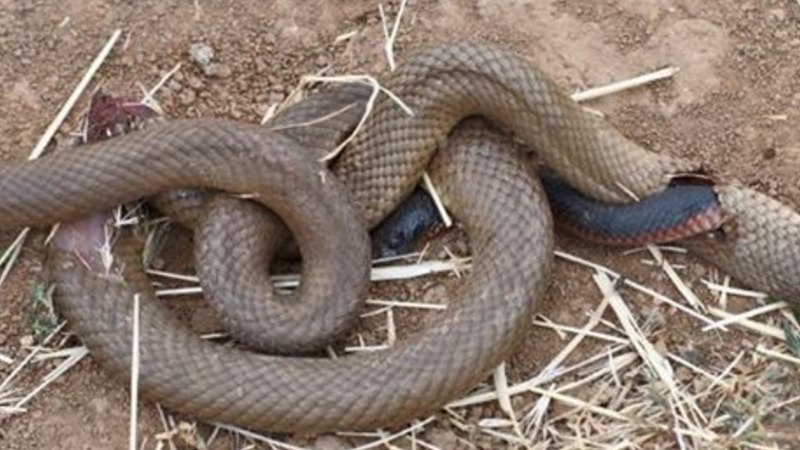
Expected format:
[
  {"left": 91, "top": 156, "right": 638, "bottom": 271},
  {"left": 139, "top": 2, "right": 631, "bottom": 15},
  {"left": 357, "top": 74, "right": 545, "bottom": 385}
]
[{"left": 51, "top": 92, "right": 156, "bottom": 267}]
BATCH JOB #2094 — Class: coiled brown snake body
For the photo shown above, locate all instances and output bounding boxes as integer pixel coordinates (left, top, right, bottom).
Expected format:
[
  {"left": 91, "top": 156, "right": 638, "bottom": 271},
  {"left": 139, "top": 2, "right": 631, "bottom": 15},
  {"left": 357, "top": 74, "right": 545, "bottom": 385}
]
[{"left": 0, "top": 42, "right": 798, "bottom": 433}]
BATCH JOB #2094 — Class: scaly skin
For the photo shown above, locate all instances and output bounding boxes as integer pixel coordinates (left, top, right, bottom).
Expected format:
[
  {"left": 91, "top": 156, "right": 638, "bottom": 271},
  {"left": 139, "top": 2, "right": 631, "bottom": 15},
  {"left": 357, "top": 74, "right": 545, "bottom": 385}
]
[{"left": 0, "top": 42, "right": 797, "bottom": 434}]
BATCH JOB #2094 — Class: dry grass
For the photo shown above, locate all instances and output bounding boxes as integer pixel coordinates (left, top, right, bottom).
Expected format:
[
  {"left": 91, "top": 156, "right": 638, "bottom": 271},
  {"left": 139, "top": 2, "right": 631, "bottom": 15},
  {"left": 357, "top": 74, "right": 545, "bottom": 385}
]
[{"left": 130, "top": 294, "right": 142, "bottom": 450}]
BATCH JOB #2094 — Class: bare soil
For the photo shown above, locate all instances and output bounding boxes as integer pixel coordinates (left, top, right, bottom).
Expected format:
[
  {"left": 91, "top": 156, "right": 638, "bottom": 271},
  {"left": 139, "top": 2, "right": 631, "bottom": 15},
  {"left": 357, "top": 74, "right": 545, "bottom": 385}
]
[{"left": 1, "top": 1, "right": 799, "bottom": 449}]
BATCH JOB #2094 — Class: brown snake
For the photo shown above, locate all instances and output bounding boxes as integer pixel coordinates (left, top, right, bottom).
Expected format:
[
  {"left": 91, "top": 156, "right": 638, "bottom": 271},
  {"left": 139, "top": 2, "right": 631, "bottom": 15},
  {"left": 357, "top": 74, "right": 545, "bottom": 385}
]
[{"left": 1, "top": 42, "right": 799, "bottom": 433}]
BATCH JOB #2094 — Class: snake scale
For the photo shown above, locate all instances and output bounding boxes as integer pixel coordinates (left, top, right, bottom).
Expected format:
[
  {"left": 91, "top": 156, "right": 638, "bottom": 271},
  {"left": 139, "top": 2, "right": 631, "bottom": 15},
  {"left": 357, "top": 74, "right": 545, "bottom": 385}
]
[{"left": 1, "top": 42, "right": 799, "bottom": 433}]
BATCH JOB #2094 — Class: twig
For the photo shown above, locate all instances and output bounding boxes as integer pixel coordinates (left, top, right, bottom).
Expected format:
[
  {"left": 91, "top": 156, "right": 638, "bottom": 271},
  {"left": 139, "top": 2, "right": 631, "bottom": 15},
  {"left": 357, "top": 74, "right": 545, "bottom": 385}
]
[
  {"left": 527, "top": 385, "right": 637, "bottom": 424},
  {"left": 212, "top": 423, "right": 309, "bottom": 450},
  {"left": 300, "top": 74, "right": 414, "bottom": 162},
  {"left": 448, "top": 347, "right": 633, "bottom": 408},
  {"left": 129, "top": 294, "right": 141, "bottom": 450},
  {"left": 140, "top": 62, "right": 183, "bottom": 107},
  {"left": 647, "top": 246, "right": 706, "bottom": 313},
  {"left": 365, "top": 298, "right": 447, "bottom": 310},
  {"left": 594, "top": 271, "right": 705, "bottom": 446},
  {"left": 702, "top": 301, "right": 789, "bottom": 332},
  {"left": 0, "top": 322, "right": 67, "bottom": 395},
  {"left": 571, "top": 67, "right": 680, "bottom": 102},
  {"left": 0, "top": 231, "right": 26, "bottom": 287},
  {"left": 701, "top": 280, "right": 768, "bottom": 300},
  {"left": 378, "top": 0, "right": 409, "bottom": 72},
  {"left": 155, "top": 258, "right": 470, "bottom": 296},
  {"left": 349, "top": 417, "right": 436, "bottom": 450},
  {"left": 554, "top": 250, "right": 717, "bottom": 327},
  {"left": 755, "top": 345, "right": 800, "bottom": 366},
  {"left": 12, "top": 346, "right": 88, "bottom": 411},
  {"left": 422, "top": 172, "right": 453, "bottom": 227},
  {"left": 707, "top": 307, "right": 787, "bottom": 341},
  {"left": 30, "top": 29, "right": 122, "bottom": 160}
]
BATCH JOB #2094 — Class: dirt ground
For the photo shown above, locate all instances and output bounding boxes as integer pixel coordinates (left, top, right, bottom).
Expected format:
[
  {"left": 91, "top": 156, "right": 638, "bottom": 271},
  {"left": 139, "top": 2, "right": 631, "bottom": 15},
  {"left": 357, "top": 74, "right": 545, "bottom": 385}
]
[{"left": 1, "top": 0, "right": 799, "bottom": 449}]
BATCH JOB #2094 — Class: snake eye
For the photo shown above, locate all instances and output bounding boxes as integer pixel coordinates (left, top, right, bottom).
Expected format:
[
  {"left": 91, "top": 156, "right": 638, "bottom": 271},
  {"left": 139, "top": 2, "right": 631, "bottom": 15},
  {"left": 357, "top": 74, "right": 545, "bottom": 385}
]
[
  {"left": 708, "top": 228, "right": 727, "bottom": 241},
  {"left": 709, "top": 221, "right": 737, "bottom": 242}
]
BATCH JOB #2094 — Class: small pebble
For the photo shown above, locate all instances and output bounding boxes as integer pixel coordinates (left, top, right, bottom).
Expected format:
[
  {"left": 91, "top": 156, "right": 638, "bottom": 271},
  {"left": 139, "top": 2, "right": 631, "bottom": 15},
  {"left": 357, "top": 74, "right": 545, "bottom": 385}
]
[
  {"left": 167, "top": 79, "right": 182, "bottom": 92},
  {"left": 207, "top": 63, "right": 232, "bottom": 78},
  {"left": 179, "top": 89, "right": 197, "bottom": 106},
  {"left": 262, "top": 31, "right": 277, "bottom": 46},
  {"left": 676, "top": 366, "right": 693, "bottom": 383},
  {"left": 189, "top": 42, "right": 215, "bottom": 70},
  {"left": 187, "top": 76, "right": 204, "bottom": 90},
  {"left": 19, "top": 334, "right": 34, "bottom": 347}
]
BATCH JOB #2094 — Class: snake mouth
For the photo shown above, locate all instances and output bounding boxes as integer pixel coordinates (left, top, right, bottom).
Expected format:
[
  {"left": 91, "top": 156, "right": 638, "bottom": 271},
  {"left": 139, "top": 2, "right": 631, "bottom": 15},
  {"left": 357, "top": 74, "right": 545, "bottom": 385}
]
[
  {"left": 665, "top": 172, "right": 750, "bottom": 244},
  {"left": 667, "top": 169, "right": 717, "bottom": 187}
]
